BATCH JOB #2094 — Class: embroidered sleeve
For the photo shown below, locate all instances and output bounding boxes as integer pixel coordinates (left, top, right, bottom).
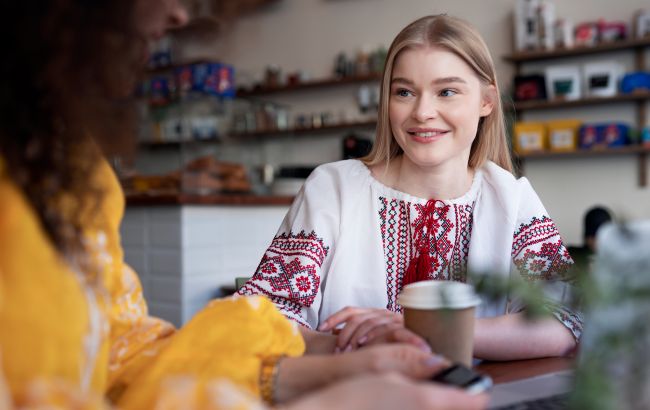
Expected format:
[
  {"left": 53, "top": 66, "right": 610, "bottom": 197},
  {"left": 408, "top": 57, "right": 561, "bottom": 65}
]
[
  {"left": 237, "top": 166, "right": 339, "bottom": 329},
  {"left": 509, "top": 180, "right": 583, "bottom": 341}
]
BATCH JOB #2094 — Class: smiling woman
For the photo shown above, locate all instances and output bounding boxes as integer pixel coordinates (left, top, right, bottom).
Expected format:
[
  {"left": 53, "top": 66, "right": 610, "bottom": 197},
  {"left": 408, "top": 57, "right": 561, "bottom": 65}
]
[{"left": 239, "top": 14, "right": 582, "bottom": 364}]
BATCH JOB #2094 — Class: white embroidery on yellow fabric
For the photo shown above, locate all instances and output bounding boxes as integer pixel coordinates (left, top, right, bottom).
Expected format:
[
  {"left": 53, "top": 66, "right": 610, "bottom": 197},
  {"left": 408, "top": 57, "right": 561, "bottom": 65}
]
[
  {"left": 153, "top": 376, "right": 198, "bottom": 410},
  {"left": 245, "top": 296, "right": 262, "bottom": 310},
  {"left": 207, "top": 379, "right": 267, "bottom": 410}
]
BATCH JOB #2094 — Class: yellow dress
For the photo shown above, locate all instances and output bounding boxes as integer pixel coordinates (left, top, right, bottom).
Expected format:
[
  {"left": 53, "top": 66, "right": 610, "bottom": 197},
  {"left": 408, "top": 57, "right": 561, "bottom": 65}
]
[{"left": 0, "top": 158, "right": 305, "bottom": 409}]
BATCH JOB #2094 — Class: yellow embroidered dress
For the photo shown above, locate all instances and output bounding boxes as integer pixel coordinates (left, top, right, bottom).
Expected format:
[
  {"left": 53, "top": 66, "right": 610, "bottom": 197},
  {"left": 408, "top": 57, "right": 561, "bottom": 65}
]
[{"left": 0, "top": 158, "right": 304, "bottom": 409}]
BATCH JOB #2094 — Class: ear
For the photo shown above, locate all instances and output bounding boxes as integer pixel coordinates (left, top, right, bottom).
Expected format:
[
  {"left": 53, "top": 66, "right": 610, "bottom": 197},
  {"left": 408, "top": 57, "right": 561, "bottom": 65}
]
[{"left": 480, "top": 84, "right": 497, "bottom": 117}]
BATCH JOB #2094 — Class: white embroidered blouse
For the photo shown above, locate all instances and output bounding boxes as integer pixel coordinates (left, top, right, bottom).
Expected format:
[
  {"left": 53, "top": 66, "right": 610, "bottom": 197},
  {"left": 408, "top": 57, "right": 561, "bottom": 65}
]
[{"left": 238, "top": 159, "right": 582, "bottom": 340}]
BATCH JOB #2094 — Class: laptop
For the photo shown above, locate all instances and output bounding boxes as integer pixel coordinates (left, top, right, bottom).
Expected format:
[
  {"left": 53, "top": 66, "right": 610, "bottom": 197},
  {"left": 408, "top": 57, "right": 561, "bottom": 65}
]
[{"left": 488, "top": 220, "right": 650, "bottom": 409}]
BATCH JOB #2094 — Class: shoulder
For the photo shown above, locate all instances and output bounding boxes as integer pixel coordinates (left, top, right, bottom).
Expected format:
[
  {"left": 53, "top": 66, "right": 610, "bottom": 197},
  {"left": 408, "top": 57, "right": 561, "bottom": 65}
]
[
  {"left": 310, "top": 159, "right": 368, "bottom": 179},
  {"left": 480, "top": 161, "right": 539, "bottom": 200},
  {"left": 476, "top": 161, "right": 548, "bottom": 227},
  {"left": 305, "top": 159, "right": 370, "bottom": 191}
]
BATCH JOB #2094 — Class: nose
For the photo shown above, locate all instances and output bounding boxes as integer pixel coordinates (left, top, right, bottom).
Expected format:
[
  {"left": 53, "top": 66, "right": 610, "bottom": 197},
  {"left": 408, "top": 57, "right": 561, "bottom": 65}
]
[
  {"left": 412, "top": 94, "right": 438, "bottom": 123},
  {"left": 167, "top": 0, "right": 189, "bottom": 29}
]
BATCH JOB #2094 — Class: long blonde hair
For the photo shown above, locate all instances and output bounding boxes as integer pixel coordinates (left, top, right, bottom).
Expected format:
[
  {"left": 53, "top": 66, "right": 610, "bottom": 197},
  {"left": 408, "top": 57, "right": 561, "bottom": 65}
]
[{"left": 361, "top": 14, "right": 513, "bottom": 173}]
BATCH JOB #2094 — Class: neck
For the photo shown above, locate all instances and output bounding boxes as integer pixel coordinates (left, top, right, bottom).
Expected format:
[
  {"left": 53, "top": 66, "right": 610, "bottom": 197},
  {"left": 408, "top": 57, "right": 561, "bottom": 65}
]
[{"left": 381, "top": 155, "right": 474, "bottom": 200}]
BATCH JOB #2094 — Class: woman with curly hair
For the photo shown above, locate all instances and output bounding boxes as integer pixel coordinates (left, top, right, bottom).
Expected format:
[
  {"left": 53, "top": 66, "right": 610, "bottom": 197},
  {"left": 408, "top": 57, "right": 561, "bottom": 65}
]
[{"left": 0, "top": 1, "right": 487, "bottom": 409}]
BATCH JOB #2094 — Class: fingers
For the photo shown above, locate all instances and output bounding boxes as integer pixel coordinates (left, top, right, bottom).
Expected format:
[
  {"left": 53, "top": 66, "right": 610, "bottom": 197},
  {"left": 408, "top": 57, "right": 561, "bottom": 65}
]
[
  {"left": 365, "top": 323, "right": 432, "bottom": 353},
  {"left": 405, "top": 351, "right": 449, "bottom": 379},
  {"left": 419, "top": 384, "right": 490, "bottom": 410},
  {"left": 336, "top": 313, "right": 396, "bottom": 351},
  {"left": 386, "top": 327, "right": 431, "bottom": 353},
  {"left": 356, "top": 343, "right": 449, "bottom": 380},
  {"left": 319, "top": 306, "right": 366, "bottom": 332}
]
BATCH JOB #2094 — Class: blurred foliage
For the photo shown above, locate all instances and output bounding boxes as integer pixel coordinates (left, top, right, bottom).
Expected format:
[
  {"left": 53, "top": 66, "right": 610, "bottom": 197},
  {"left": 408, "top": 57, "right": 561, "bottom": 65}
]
[{"left": 469, "top": 222, "right": 650, "bottom": 409}]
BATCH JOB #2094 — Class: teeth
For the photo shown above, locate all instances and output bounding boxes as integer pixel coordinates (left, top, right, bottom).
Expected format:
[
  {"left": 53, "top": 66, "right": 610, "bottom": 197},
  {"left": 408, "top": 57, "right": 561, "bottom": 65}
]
[{"left": 412, "top": 131, "right": 443, "bottom": 137}]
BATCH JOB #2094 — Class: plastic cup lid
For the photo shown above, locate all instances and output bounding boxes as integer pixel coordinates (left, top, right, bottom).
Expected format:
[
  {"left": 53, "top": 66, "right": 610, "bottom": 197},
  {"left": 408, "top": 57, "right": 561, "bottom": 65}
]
[{"left": 398, "top": 280, "right": 482, "bottom": 310}]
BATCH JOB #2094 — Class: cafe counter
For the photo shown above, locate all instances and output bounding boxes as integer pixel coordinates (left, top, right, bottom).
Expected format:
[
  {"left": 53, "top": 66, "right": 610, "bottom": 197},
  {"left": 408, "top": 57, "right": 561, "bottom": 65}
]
[{"left": 121, "top": 193, "right": 294, "bottom": 326}]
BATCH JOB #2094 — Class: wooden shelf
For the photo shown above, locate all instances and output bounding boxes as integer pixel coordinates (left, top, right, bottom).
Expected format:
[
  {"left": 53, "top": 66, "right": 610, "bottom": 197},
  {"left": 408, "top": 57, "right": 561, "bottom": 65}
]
[
  {"left": 237, "top": 73, "right": 381, "bottom": 97},
  {"left": 516, "top": 145, "right": 650, "bottom": 159},
  {"left": 231, "top": 119, "right": 377, "bottom": 138},
  {"left": 126, "top": 192, "right": 294, "bottom": 206},
  {"left": 515, "top": 146, "right": 650, "bottom": 187},
  {"left": 504, "top": 37, "right": 650, "bottom": 63},
  {"left": 512, "top": 92, "right": 650, "bottom": 111},
  {"left": 138, "top": 120, "right": 377, "bottom": 144},
  {"left": 504, "top": 37, "right": 650, "bottom": 187},
  {"left": 146, "top": 59, "right": 221, "bottom": 75},
  {"left": 138, "top": 138, "right": 221, "bottom": 148}
]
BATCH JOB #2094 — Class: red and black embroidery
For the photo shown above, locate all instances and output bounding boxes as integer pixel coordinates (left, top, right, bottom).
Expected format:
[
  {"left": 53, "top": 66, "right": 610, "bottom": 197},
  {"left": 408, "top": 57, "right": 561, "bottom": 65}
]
[
  {"left": 546, "top": 301, "right": 583, "bottom": 341},
  {"left": 237, "top": 230, "right": 329, "bottom": 327},
  {"left": 512, "top": 216, "right": 574, "bottom": 280},
  {"left": 379, "top": 197, "right": 474, "bottom": 311},
  {"left": 379, "top": 198, "right": 412, "bottom": 312}
]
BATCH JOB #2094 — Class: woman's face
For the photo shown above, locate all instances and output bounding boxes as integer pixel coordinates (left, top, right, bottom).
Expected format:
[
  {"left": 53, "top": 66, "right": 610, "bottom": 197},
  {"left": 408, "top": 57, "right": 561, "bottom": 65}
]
[
  {"left": 134, "top": 0, "right": 189, "bottom": 44},
  {"left": 388, "top": 46, "right": 494, "bottom": 171}
]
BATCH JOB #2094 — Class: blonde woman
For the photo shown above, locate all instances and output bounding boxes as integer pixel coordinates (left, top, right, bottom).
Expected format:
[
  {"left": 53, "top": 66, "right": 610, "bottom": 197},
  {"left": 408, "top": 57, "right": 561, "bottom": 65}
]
[{"left": 239, "top": 15, "right": 581, "bottom": 361}]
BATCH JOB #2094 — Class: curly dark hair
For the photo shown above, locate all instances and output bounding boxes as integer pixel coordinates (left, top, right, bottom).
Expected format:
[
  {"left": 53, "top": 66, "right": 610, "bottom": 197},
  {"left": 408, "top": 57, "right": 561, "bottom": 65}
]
[{"left": 0, "top": 0, "right": 144, "bottom": 266}]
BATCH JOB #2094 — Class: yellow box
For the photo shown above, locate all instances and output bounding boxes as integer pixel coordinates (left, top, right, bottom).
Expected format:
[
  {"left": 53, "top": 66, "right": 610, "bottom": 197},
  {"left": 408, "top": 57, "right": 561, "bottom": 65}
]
[
  {"left": 514, "top": 122, "right": 547, "bottom": 153},
  {"left": 547, "top": 119, "right": 582, "bottom": 151}
]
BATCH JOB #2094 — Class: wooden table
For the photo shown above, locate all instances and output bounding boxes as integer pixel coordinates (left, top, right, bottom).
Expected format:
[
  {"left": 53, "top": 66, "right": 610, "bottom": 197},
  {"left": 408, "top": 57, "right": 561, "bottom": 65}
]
[{"left": 476, "top": 357, "right": 573, "bottom": 384}]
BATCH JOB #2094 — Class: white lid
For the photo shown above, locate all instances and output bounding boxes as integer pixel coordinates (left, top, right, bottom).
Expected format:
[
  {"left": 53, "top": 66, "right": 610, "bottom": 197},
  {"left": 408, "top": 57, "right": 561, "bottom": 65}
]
[{"left": 398, "top": 280, "right": 482, "bottom": 310}]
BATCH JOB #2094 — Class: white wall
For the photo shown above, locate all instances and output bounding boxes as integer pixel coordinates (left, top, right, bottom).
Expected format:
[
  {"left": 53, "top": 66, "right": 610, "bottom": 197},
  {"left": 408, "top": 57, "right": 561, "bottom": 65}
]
[{"left": 140, "top": 0, "right": 650, "bottom": 244}]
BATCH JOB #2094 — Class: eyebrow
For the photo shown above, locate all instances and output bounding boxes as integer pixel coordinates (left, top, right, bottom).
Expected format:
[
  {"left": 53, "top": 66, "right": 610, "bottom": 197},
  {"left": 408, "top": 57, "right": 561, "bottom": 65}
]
[{"left": 391, "top": 76, "right": 468, "bottom": 86}]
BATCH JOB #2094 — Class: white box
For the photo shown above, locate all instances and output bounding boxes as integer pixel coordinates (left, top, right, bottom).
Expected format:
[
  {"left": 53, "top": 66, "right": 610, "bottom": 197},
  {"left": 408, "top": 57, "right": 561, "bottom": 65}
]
[
  {"left": 583, "top": 62, "right": 624, "bottom": 97},
  {"left": 545, "top": 65, "right": 582, "bottom": 101}
]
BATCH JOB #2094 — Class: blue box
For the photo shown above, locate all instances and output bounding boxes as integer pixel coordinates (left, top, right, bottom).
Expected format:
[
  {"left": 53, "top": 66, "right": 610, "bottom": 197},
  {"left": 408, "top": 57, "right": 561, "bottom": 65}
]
[
  {"left": 190, "top": 63, "right": 235, "bottom": 98},
  {"left": 579, "top": 123, "right": 630, "bottom": 149}
]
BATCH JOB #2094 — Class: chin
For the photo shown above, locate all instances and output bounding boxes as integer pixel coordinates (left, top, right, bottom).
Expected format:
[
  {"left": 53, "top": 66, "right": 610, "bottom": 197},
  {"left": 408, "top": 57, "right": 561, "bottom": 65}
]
[{"left": 407, "top": 154, "right": 447, "bottom": 169}]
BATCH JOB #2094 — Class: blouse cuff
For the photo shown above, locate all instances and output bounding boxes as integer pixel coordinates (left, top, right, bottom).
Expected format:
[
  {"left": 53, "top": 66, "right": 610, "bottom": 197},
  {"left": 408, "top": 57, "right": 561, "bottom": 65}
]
[{"left": 547, "top": 302, "right": 583, "bottom": 342}]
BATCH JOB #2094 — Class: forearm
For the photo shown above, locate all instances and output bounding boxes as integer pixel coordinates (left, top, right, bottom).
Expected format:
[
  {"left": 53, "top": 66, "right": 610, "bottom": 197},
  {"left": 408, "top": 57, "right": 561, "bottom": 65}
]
[
  {"left": 275, "top": 354, "right": 345, "bottom": 403},
  {"left": 300, "top": 326, "right": 337, "bottom": 354},
  {"left": 473, "top": 313, "right": 576, "bottom": 361}
]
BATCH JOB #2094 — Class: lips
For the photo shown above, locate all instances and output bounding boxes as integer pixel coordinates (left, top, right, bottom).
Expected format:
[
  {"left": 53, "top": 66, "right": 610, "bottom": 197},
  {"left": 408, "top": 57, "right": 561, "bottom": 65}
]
[{"left": 406, "top": 127, "right": 449, "bottom": 142}]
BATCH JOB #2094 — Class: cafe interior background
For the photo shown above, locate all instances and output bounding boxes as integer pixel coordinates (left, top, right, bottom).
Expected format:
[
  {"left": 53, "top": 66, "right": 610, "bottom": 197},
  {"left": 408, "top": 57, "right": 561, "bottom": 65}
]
[{"left": 120, "top": 0, "right": 650, "bottom": 326}]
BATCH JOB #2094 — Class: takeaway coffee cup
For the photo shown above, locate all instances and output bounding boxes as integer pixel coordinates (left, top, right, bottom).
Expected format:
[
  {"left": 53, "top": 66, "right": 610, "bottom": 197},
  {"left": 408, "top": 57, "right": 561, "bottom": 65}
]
[{"left": 398, "top": 280, "right": 481, "bottom": 367}]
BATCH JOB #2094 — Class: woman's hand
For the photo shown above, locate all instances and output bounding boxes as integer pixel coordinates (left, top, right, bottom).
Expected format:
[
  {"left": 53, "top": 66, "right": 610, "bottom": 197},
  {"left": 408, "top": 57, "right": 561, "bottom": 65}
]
[
  {"left": 319, "top": 306, "right": 429, "bottom": 352},
  {"left": 275, "top": 344, "right": 448, "bottom": 403},
  {"left": 286, "top": 373, "right": 489, "bottom": 410},
  {"left": 337, "top": 343, "right": 448, "bottom": 380}
]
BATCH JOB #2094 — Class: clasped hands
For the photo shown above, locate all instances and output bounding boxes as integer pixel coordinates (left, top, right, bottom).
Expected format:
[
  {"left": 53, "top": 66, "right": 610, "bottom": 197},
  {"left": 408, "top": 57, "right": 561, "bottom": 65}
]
[{"left": 318, "top": 306, "right": 430, "bottom": 353}]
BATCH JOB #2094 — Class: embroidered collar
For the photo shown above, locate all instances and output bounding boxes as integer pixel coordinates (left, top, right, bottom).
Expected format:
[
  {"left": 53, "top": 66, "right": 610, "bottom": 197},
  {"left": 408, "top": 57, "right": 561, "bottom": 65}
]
[{"left": 354, "top": 159, "right": 482, "bottom": 205}]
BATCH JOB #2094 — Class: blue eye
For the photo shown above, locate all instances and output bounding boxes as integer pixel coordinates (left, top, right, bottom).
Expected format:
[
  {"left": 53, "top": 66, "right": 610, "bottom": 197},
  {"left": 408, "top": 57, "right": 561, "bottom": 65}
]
[
  {"left": 395, "top": 88, "right": 413, "bottom": 97},
  {"left": 440, "top": 89, "right": 457, "bottom": 97}
]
